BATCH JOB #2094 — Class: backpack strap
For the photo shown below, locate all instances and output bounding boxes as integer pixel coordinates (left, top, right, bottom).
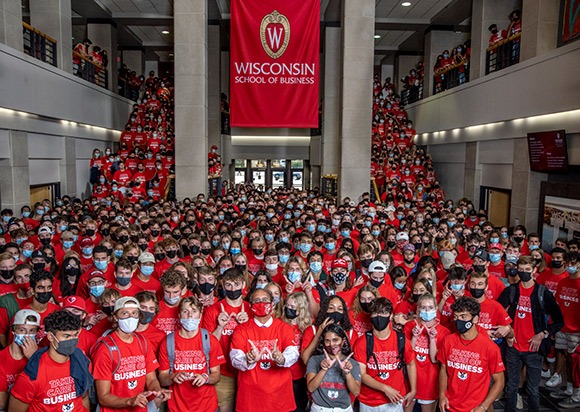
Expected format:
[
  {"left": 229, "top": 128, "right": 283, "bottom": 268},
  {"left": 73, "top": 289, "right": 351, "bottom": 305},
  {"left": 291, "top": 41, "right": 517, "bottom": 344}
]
[
  {"left": 537, "top": 284, "right": 546, "bottom": 310},
  {"left": 166, "top": 332, "right": 176, "bottom": 375},
  {"left": 365, "top": 330, "right": 380, "bottom": 372},
  {"left": 201, "top": 328, "right": 211, "bottom": 374},
  {"left": 396, "top": 330, "right": 407, "bottom": 376},
  {"left": 93, "top": 334, "right": 122, "bottom": 375}
]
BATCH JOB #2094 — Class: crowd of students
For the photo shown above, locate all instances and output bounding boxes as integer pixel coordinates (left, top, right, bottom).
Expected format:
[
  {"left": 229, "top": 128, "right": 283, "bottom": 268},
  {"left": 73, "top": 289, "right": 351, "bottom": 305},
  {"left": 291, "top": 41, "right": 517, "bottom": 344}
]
[
  {"left": 399, "top": 62, "right": 424, "bottom": 104},
  {"left": 0, "top": 184, "right": 577, "bottom": 411},
  {"left": 72, "top": 38, "right": 108, "bottom": 83},
  {"left": 89, "top": 70, "right": 174, "bottom": 204}
]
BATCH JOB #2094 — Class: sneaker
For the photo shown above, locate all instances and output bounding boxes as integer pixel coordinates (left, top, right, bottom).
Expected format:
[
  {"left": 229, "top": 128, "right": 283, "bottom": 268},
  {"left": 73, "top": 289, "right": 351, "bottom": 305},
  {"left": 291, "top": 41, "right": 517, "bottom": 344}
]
[
  {"left": 546, "top": 372, "right": 562, "bottom": 387},
  {"left": 541, "top": 369, "right": 551, "bottom": 379},
  {"left": 551, "top": 388, "right": 574, "bottom": 399},
  {"left": 516, "top": 394, "right": 523, "bottom": 409},
  {"left": 558, "top": 397, "right": 580, "bottom": 409}
]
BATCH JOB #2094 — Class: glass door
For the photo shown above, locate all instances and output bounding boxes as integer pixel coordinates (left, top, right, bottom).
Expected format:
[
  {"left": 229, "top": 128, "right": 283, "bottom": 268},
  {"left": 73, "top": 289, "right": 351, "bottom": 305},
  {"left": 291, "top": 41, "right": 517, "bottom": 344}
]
[
  {"left": 251, "top": 159, "right": 267, "bottom": 188},
  {"left": 270, "top": 159, "right": 287, "bottom": 189},
  {"left": 290, "top": 160, "right": 304, "bottom": 190}
]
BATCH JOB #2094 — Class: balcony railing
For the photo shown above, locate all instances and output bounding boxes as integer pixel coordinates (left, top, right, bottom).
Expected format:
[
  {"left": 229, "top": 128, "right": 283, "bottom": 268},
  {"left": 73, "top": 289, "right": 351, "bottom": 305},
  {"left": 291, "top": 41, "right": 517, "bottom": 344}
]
[
  {"left": 73, "top": 51, "right": 108, "bottom": 89},
  {"left": 433, "top": 59, "right": 470, "bottom": 95},
  {"left": 485, "top": 32, "right": 522, "bottom": 75},
  {"left": 401, "top": 83, "right": 423, "bottom": 105},
  {"left": 22, "top": 22, "right": 57, "bottom": 67}
]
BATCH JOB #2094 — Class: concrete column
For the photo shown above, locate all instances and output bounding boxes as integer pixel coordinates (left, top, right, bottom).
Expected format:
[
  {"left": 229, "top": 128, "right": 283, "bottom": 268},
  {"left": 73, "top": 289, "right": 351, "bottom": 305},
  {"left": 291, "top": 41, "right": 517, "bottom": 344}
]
[
  {"left": 59, "top": 137, "right": 76, "bottom": 197},
  {"left": 521, "top": 0, "right": 559, "bottom": 61},
  {"left": 29, "top": 0, "right": 72, "bottom": 73},
  {"left": 322, "top": 26, "right": 341, "bottom": 176},
  {"left": 174, "top": 0, "right": 208, "bottom": 199},
  {"left": 0, "top": 0, "right": 23, "bottom": 51},
  {"left": 339, "top": 0, "right": 374, "bottom": 201},
  {"left": 423, "top": 30, "right": 469, "bottom": 97},
  {"left": 380, "top": 62, "right": 394, "bottom": 85},
  {"left": 87, "top": 23, "right": 118, "bottom": 92},
  {"left": 123, "top": 50, "right": 145, "bottom": 74},
  {"left": 208, "top": 25, "right": 221, "bottom": 151},
  {"left": 470, "top": 0, "right": 520, "bottom": 80},
  {"left": 221, "top": 134, "right": 232, "bottom": 184},
  {"left": 394, "top": 54, "right": 421, "bottom": 90},
  {"left": 0, "top": 131, "right": 29, "bottom": 211},
  {"left": 220, "top": 51, "right": 229, "bottom": 97},
  {"left": 145, "top": 59, "right": 159, "bottom": 77},
  {"left": 510, "top": 138, "right": 547, "bottom": 229},
  {"left": 463, "top": 142, "right": 481, "bottom": 206}
]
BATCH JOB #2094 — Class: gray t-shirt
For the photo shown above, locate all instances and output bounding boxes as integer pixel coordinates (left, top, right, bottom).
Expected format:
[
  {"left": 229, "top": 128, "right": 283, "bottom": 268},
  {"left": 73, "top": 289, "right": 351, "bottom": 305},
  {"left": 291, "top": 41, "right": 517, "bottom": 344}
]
[{"left": 306, "top": 354, "right": 361, "bottom": 408}]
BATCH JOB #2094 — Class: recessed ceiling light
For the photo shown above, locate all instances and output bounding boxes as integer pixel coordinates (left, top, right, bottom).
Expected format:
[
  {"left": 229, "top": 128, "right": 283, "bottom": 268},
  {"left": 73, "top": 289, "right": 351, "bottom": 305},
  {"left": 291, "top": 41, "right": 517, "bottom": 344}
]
[
  {"left": 374, "top": 35, "right": 381, "bottom": 39},
  {"left": 401, "top": 2, "right": 412, "bottom": 6},
  {"left": 161, "top": 30, "right": 170, "bottom": 34},
  {"left": 168, "top": 53, "right": 174, "bottom": 57}
]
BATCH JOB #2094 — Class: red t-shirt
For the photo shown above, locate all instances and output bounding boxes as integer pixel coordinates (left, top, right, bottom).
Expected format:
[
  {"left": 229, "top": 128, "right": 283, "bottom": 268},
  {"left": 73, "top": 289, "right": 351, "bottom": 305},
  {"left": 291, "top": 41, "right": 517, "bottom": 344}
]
[
  {"left": 0, "top": 346, "right": 27, "bottom": 391},
  {"left": 351, "top": 311, "right": 372, "bottom": 338},
  {"left": 437, "top": 332, "right": 505, "bottom": 412},
  {"left": 132, "top": 275, "right": 162, "bottom": 295},
  {"left": 154, "top": 301, "right": 180, "bottom": 335},
  {"left": 555, "top": 276, "right": 580, "bottom": 333},
  {"left": 513, "top": 284, "right": 535, "bottom": 352},
  {"left": 137, "top": 325, "right": 166, "bottom": 352},
  {"left": 158, "top": 330, "right": 225, "bottom": 412},
  {"left": 92, "top": 332, "right": 159, "bottom": 412},
  {"left": 404, "top": 320, "right": 450, "bottom": 401},
  {"left": 200, "top": 300, "right": 252, "bottom": 377},
  {"left": 11, "top": 351, "right": 88, "bottom": 412},
  {"left": 230, "top": 318, "right": 297, "bottom": 412},
  {"left": 288, "top": 323, "right": 306, "bottom": 380},
  {"left": 353, "top": 329, "right": 415, "bottom": 406},
  {"left": 477, "top": 299, "right": 511, "bottom": 331},
  {"left": 536, "top": 270, "right": 568, "bottom": 296}
]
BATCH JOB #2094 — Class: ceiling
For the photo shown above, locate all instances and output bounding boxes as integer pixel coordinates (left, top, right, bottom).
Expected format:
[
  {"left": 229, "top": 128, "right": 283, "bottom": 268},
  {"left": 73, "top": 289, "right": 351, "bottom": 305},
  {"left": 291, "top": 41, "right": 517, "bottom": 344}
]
[{"left": 42, "top": 0, "right": 471, "bottom": 63}]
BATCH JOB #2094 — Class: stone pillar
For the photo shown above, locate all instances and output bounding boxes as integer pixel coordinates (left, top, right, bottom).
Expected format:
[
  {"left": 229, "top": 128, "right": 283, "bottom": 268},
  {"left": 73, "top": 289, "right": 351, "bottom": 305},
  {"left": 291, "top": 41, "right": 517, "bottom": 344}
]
[
  {"left": 29, "top": 0, "right": 72, "bottom": 73},
  {"left": 0, "top": 0, "right": 23, "bottom": 51},
  {"left": 221, "top": 134, "right": 232, "bottom": 184},
  {"left": 123, "top": 50, "right": 145, "bottom": 74},
  {"left": 145, "top": 59, "right": 159, "bottom": 77},
  {"left": 59, "top": 137, "right": 76, "bottom": 197},
  {"left": 463, "top": 142, "right": 481, "bottom": 206},
  {"left": 208, "top": 24, "right": 221, "bottom": 151},
  {"left": 322, "top": 26, "right": 340, "bottom": 176},
  {"left": 87, "top": 23, "right": 118, "bottom": 92},
  {"left": 394, "top": 54, "right": 421, "bottom": 89},
  {"left": 510, "top": 138, "right": 547, "bottom": 229},
  {"left": 0, "top": 131, "right": 29, "bottom": 211},
  {"left": 470, "top": 0, "right": 520, "bottom": 80},
  {"left": 423, "top": 30, "right": 469, "bottom": 97},
  {"left": 339, "top": 0, "right": 374, "bottom": 201},
  {"left": 174, "top": 0, "right": 208, "bottom": 199},
  {"left": 220, "top": 51, "right": 229, "bottom": 96},
  {"left": 520, "top": 0, "right": 560, "bottom": 61}
]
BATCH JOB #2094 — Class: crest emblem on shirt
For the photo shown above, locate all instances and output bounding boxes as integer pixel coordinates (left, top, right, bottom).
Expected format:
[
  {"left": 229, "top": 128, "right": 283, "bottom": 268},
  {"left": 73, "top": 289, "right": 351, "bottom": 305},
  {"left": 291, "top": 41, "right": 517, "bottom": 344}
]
[
  {"left": 518, "top": 312, "right": 526, "bottom": 319},
  {"left": 128, "top": 380, "right": 138, "bottom": 390},
  {"left": 62, "top": 403, "right": 74, "bottom": 412},
  {"left": 260, "top": 361, "right": 271, "bottom": 370},
  {"left": 328, "top": 390, "right": 339, "bottom": 399},
  {"left": 458, "top": 371, "right": 468, "bottom": 381},
  {"left": 378, "top": 371, "right": 390, "bottom": 380},
  {"left": 416, "top": 354, "right": 427, "bottom": 362}
]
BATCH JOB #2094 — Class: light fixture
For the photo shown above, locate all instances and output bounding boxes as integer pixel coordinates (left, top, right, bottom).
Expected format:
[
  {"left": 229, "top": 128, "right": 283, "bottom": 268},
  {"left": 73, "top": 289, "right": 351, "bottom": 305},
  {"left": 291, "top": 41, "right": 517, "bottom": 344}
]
[
  {"left": 401, "top": 2, "right": 412, "bottom": 6},
  {"left": 374, "top": 35, "right": 381, "bottom": 39},
  {"left": 168, "top": 53, "right": 174, "bottom": 57},
  {"left": 161, "top": 30, "right": 170, "bottom": 35}
]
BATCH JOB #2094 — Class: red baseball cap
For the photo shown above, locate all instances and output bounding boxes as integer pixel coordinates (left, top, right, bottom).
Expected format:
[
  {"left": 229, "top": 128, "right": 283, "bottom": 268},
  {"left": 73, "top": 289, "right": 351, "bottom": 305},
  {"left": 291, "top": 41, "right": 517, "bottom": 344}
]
[
  {"left": 80, "top": 237, "right": 94, "bottom": 247},
  {"left": 332, "top": 258, "right": 349, "bottom": 270},
  {"left": 488, "top": 243, "right": 503, "bottom": 251},
  {"left": 88, "top": 270, "right": 106, "bottom": 281},
  {"left": 62, "top": 295, "right": 86, "bottom": 312}
]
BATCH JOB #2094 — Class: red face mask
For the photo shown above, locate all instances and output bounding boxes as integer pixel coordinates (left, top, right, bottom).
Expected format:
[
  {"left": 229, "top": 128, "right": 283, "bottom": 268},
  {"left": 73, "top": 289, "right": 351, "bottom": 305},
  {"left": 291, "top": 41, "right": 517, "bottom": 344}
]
[{"left": 251, "top": 302, "right": 272, "bottom": 317}]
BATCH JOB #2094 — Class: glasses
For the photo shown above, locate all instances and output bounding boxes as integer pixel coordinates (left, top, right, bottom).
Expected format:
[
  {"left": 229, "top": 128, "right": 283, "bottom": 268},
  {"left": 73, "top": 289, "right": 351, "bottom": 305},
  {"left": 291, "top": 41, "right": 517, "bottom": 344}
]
[{"left": 251, "top": 298, "right": 271, "bottom": 304}]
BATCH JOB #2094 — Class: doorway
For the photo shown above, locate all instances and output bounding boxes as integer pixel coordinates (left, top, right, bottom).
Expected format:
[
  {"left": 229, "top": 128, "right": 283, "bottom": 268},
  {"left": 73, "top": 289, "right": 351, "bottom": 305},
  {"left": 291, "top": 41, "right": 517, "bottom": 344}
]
[
  {"left": 480, "top": 186, "right": 511, "bottom": 228},
  {"left": 234, "top": 159, "right": 305, "bottom": 189}
]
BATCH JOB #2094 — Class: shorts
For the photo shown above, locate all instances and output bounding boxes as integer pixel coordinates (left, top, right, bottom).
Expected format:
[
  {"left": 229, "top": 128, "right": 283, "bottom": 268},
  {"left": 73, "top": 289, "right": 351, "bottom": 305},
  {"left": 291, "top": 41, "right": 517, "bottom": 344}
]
[
  {"left": 311, "top": 404, "right": 354, "bottom": 412},
  {"left": 215, "top": 374, "right": 237, "bottom": 407},
  {"left": 360, "top": 402, "right": 404, "bottom": 412},
  {"left": 555, "top": 332, "right": 580, "bottom": 353},
  {"left": 416, "top": 399, "right": 436, "bottom": 405}
]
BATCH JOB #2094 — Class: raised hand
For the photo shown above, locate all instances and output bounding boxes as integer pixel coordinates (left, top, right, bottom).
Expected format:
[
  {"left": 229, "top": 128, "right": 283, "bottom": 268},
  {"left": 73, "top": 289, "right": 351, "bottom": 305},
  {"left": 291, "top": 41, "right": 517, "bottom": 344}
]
[
  {"left": 271, "top": 339, "right": 285, "bottom": 365},
  {"left": 320, "top": 349, "right": 337, "bottom": 371},
  {"left": 236, "top": 305, "right": 249, "bottom": 323},
  {"left": 412, "top": 324, "right": 424, "bottom": 337},
  {"left": 218, "top": 303, "right": 233, "bottom": 327},
  {"left": 427, "top": 326, "right": 438, "bottom": 339},
  {"left": 246, "top": 339, "right": 263, "bottom": 364},
  {"left": 336, "top": 353, "right": 354, "bottom": 375}
]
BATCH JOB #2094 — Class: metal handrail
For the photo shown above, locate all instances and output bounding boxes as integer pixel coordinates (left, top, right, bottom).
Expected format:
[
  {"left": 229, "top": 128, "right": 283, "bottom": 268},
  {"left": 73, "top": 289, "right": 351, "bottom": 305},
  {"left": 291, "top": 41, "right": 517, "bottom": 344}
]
[
  {"left": 22, "top": 22, "right": 57, "bottom": 67},
  {"left": 72, "top": 50, "right": 108, "bottom": 88}
]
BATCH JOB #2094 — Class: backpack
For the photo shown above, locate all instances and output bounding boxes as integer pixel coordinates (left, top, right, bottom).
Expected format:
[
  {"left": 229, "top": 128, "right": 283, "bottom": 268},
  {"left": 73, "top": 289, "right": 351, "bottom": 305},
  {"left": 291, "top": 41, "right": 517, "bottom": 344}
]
[
  {"left": 508, "top": 283, "right": 547, "bottom": 311},
  {"left": 315, "top": 282, "right": 335, "bottom": 300},
  {"left": 91, "top": 331, "right": 149, "bottom": 375},
  {"left": 166, "top": 328, "right": 211, "bottom": 374},
  {"left": 365, "top": 329, "right": 407, "bottom": 377}
]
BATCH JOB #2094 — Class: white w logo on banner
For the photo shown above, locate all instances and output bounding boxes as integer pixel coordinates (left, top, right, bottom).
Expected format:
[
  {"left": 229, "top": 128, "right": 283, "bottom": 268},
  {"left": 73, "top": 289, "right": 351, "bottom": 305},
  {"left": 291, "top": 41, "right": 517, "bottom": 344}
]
[{"left": 267, "top": 27, "right": 284, "bottom": 50}]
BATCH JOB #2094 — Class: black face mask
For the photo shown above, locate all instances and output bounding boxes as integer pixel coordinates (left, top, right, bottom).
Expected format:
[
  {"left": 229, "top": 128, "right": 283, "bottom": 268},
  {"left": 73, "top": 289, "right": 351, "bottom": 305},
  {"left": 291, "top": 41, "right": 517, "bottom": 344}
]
[
  {"left": 518, "top": 271, "right": 532, "bottom": 282},
  {"left": 225, "top": 289, "right": 243, "bottom": 300},
  {"left": 505, "top": 266, "right": 518, "bottom": 277},
  {"left": 201, "top": 248, "right": 211, "bottom": 256},
  {"left": 513, "top": 236, "right": 524, "bottom": 244},
  {"left": 412, "top": 293, "right": 422, "bottom": 302},
  {"left": 65, "top": 267, "right": 80, "bottom": 278},
  {"left": 252, "top": 248, "right": 263, "bottom": 256},
  {"left": 190, "top": 245, "right": 200, "bottom": 255},
  {"left": 552, "top": 260, "right": 564, "bottom": 269},
  {"left": 0, "top": 269, "right": 14, "bottom": 280},
  {"left": 413, "top": 243, "right": 423, "bottom": 251},
  {"left": 127, "top": 256, "right": 138, "bottom": 265},
  {"left": 472, "top": 264, "right": 486, "bottom": 274},
  {"left": 314, "top": 240, "right": 324, "bottom": 247},
  {"left": 150, "top": 230, "right": 160, "bottom": 237},
  {"left": 118, "top": 235, "right": 129, "bottom": 244},
  {"left": 140, "top": 311, "right": 155, "bottom": 325},
  {"left": 155, "top": 252, "right": 166, "bottom": 261},
  {"left": 35, "top": 292, "right": 52, "bottom": 304},
  {"left": 469, "top": 288, "right": 486, "bottom": 299},
  {"left": 86, "top": 229, "right": 96, "bottom": 237},
  {"left": 327, "top": 311, "right": 344, "bottom": 323},
  {"left": 102, "top": 305, "right": 114, "bottom": 316},
  {"left": 360, "top": 302, "right": 372, "bottom": 314},
  {"left": 371, "top": 315, "right": 390, "bottom": 331},
  {"left": 235, "top": 264, "right": 247, "bottom": 272},
  {"left": 101, "top": 228, "right": 110, "bottom": 237},
  {"left": 455, "top": 318, "right": 474, "bottom": 334},
  {"left": 40, "top": 237, "right": 51, "bottom": 246},
  {"left": 369, "top": 278, "right": 383, "bottom": 288},
  {"left": 138, "top": 244, "right": 148, "bottom": 251},
  {"left": 361, "top": 259, "right": 372, "bottom": 269},
  {"left": 33, "top": 262, "right": 46, "bottom": 272},
  {"left": 198, "top": 282, "right": 215, "bottom": 295},
  {"left": 166, "top": 250, "right": 177, "bottom": 259},
  {"left": 284, "top": 307, "right": 298, "bottom": 319}
]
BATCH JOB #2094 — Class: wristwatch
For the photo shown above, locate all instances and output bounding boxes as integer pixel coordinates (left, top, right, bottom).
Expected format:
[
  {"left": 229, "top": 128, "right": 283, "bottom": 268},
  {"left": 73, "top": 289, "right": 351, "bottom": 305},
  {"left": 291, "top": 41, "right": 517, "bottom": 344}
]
[{"left": 543, "top": 330, "right": 549, "bottom": 338}]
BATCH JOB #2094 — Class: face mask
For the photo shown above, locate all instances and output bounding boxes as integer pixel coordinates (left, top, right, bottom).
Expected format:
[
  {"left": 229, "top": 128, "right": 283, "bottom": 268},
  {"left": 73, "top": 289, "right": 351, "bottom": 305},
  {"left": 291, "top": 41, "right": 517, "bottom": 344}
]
[
  {"left": 299, "top": 243, "right": 312, "bottom": 254},
  {"left": 506, "top": 253, "right": 518, "bottom": 262},
  {"left": 225, "top": 289, "right": 243, "bottom": 300},
  {"left": 65, "top": 267, "right": 80, "bottom": 279},
  {"left": 327, "top": 311, "right": 344, "bottom": 323},
  {"left": 394, "top": 281, "right": 406, "bottom": 290},
  {"left": 141, "top": 266, "right": 154, "bottom": 276},
  {"left": 469, "top": 288, "right": 486, "bottom": 299},
  {"left": 361, "top": 259, "right": 372, "bottom": 269},
  {"left": 472, "top": 264, "right": 486, "bottom": 274},
  {"left": 489, "top": 253, "right": 501, "bottom": 263},
  {"left": 265, "top": 263, "right": 278, "bottom": 271},
  {"left": 284, "top": 307, "right": 298, "bottom": 319},
  {"left": 90, "top": 284, "right": 105, "bottom": 298},
  {"left": 332, "top": 272, "right": 348, "bottom": 284},
  {"left": 23, "top": 211, "right": 30, "bottom": 218},
  {"left": 166, "top": 250, "right": 177, "bottom": 259},
  {"left": 552, "top": 260, "right": 563, "bottom": 269},
  {"left": 198, "top": 282, "right": 215, "bottom": 295},
  {"left": 325, "top": 243, "right": 336, "bottom": 251},
  {"left": 505, "top": 266, "right": 518, "bottom": 277},
  {"left": 86, "top": 229, "right": 96, "bottom": 237},
  {"left": 517, "top": 271, "right": 532, "bottom": 282},
  {"left": 118, "top": 317, "right": 139, "bottom": 334},
  {"left": 279, "top": 254, "right": 289, "bottom": 264},
  {"left": 116, "top": 276, "right": 132, "bottom": 287},
  {"left": 51, "top": 334, "right": 78, "bottom": 357},
  {"left": 14, "top": 333, "right": 36, "bottom": 347},
  {"left": 372, "top": 230, "right": 381, "bottom": 237},
  {"left": 565, "top": 266, "right": 578, "bottom": 275},
  {"left": 253, "top": 248, "right": 263, "bottom": 256},
  {"left": 35, "top": 292, "right": 52, "bottom": 304},
  {"left": 33, "top": 262, "right": 46, "bottom": 272},
  {"left": 251, "top": 302, "right": 272, "bottom": 317},
  {"left": 341, "top": 230, "right": 350, "bottom": 238},
  {"left": 40, "top": 237, "right": 51, "bottom": 246},
  {"left": 235, "top": 264, "right": 247, "bottom": 272},
  {"left": 450, "top": 283, "right": 464, "bottom": 291},
  {"left": 102, "top": 305, "right": 114, "bottom": 316},
  {"left": 369, "top": 278, "right": 383, "bottom": 288},
  {"left": 310, "top": 261, "right": 323, "bottom": 273},
  {"left": 63, "top": 240, "right": 74, "bottom": 249},
  {"left": 371, "top": 316, "right": 390, "bottom": 331},
  {"left": 455, "top": 318, "right": 474, "bottom": 334},
  {"left": 22, "top": 249, "right": 33, "bottom": 259},
  {"left": 181, "top": 318, "right": 201, "bottom": 332},
  {"left": 94, "top": 260, "right": 108, "bottom": 271},
  {"left": 287, "top": 271, "right": 301, "bottom": 283},
  {"left": 360, "top": 301, "right": 373, "bottom": 314},
  {"left": 420, "top": 310, "right": 437, "bottom": 322},
  {"left": 513, "top": 236, "right": 524, "bottom": 244},
  {"left": 155, "top": 252, "right": 166, "bottom": 261},
  {"left": 255, "top": 283, "right": 267, "bottom": 289}
]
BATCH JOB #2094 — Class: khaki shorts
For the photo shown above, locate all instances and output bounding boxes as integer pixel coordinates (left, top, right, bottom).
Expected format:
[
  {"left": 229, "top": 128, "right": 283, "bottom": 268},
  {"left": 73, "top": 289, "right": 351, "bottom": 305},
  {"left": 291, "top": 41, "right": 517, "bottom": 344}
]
[
  {"left": 554, "top": 332, "right": 580, "bottom": 353},
  {"left": 216, "top": 374, "right": 237, "bottom": 407}
]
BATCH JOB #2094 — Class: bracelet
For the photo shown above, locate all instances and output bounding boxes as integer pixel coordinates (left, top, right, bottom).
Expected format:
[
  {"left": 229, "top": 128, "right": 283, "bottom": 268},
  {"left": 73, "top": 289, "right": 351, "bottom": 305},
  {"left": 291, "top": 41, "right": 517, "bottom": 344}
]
[
  {"left": 479, "top": 404, "right": 487, "bottom": 412},
  {"left": 202, "top": 373, "right": 210, "bottom": 384}
]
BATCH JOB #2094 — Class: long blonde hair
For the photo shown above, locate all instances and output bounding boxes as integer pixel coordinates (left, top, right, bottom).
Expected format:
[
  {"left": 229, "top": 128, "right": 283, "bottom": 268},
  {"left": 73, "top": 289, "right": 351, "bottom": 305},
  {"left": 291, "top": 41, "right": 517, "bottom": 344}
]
[{"left": 280, "top": 292, "right": 312, "bottom": 332}]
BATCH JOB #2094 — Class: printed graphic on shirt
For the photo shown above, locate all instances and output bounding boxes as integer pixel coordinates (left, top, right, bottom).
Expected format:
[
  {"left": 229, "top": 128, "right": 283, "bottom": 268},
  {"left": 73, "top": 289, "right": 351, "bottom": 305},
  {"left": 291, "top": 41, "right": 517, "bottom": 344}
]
[
  {"left": 516, "top": 294, "right": 532, "bottom": 318},
  {"left": 44, "top": 376, "right": 77, "bottom": 406},
  {"left": 367, "top": 350, "right": 399, "bottom": 380},
  {"left": 114, "top": 355, "right": 146, "bottom": 382},
  {"left": 446, "top": 347, "right": 485, "bottom": 375}
]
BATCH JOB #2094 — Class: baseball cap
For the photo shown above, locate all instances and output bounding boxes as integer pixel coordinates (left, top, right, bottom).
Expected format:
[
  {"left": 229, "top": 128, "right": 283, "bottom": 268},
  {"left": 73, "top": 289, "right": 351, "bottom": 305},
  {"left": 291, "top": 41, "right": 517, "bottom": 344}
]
[
  {"left": 13, "top": 309, "right": 41, "bottom": 327},
  {"left": 114, "top": 296, "right": 140, "bottom": 313},
  {"left": 396, "top": 232, "right": 409, "bottom": 241},
  {"left": 331, "top": 258, "right": 349, "bottom": 270},
  {"left": 505, "top": 257, "right": 518, "bottom": 265},
  {"left": 473, "top": 248, "right": 489, "bottom": 262},
  {"left": 62, "top": 295, "right": 86, "bottom": 312},
  {"left": 138, "top": 252, "right": 155, "bottom": 264},
  {"left": 88, "top": 269, "right": 106, "bottom": 281},
  {"left": 488, "top": 243, "right": 503, "bottom": 251},
  {"left": 38, "top": 227, "right": 52, "bottom": 235},
  {"left": 80, "top": 237, "right": 94, "bottom": 247},
  {"left": 31, "top": 250, "right": 46, "bottom": 260},
  {"left": 368, "top": 260, "right": 387, "bottom": 273},
  {"left": 403, "top": 244, "right": 416, "bottom": 253}
]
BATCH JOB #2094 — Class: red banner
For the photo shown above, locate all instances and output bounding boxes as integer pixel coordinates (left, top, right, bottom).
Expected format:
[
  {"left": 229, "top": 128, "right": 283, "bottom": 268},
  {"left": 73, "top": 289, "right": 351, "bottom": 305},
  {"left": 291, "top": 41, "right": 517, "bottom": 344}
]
[{"left": 230, "top": 0, "right": 320, "bottom": 128}]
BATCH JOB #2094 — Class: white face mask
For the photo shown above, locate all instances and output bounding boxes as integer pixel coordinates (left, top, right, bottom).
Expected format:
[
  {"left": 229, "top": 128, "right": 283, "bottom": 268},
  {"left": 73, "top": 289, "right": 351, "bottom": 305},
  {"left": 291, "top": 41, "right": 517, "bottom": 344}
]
[{"left": 118, "top": 317, "right": 139, "bottom": 334}]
